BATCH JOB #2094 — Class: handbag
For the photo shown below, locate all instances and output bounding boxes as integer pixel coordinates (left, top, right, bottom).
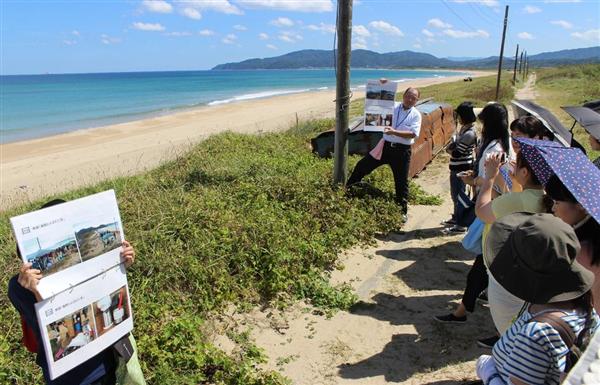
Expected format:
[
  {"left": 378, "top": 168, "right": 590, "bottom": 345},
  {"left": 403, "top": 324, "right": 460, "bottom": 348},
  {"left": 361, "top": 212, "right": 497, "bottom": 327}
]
[
  {"left": 114, "top": 334, "right": 146, "bottom": 385},
  {"left": 462, "top": 217, "right": 484, "bottom": 254},
  {"left": 455, "top": 188, "right": 476, "bottom": 228}
]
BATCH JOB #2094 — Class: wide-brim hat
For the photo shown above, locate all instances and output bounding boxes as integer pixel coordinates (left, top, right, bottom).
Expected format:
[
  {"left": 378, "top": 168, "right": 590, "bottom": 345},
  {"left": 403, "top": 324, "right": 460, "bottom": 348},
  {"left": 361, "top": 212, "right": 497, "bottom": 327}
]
[{"left": 485, "top": 212, "right": 593, "bottom": 304}]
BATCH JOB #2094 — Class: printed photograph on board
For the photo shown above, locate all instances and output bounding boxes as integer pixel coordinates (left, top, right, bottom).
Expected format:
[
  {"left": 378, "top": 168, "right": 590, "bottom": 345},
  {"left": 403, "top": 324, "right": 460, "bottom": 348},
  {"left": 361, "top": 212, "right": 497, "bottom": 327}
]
[
  {"left": 46, "top": 305, "right": 97, "bottom": 362},
  {"left": 92, "top": 286, "right": 130, "bottom": 337},
  {"left": 22, "top": 233, "right": 82, "bottom": 277},
  {"left": 73, "top": 218, "right": 122, "bottom": 262}
]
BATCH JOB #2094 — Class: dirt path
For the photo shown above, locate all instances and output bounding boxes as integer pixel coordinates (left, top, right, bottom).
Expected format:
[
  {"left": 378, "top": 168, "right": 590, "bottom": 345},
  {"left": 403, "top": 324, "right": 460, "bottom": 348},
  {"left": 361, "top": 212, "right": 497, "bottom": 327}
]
[
  {"left": 515, "top": 74, "right": 538, "bottom": 100},
  {"left": 210, "top": 153, "right": 497, "bottom": 384}
]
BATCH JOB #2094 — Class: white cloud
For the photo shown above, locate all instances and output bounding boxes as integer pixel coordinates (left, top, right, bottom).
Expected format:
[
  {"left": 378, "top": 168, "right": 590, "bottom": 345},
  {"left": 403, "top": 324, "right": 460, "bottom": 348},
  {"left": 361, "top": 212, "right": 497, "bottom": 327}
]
[
  {"left": 235, "top": 0, "right": 333, "bottom": 12},
  {"left": 368, "top": 20, "right": 403, "bottom": 37},
  {"left": 233, "top": 24, "right": 247, "bottom": 31},
  {"left": 266, "top": 44, "right": 278, "bottom": 49},
  {"left": 278, "top": 31, "right": 303, "bottom": 43},
  {"left": 353, "top": 36, "right": 367, "bottom": 49},
  {"left": 101, "top": 34, "right": 122, "bottom": 44},
  {"left": 452, "top": 0, "right": 499, "bottom": 6},
  {"left": 443, "top": 28, "right": 489, "bottom": 38},
  {"left": 165, "top": 31, "right": 192, "bottom": 36},
  {"left": 222, "top": 33, "right": 237, "bottom": 44},
  {"left": 413, "top": 43, "right": 422, "bottom": 49},
  {"left": 571, "top": 29, "right": 600, "bottom": 42},
  {"left": 427, "top": 18, "right": 452, "bottom": 29},
  {"left": 523, "top": 5, "right": 541, "bottom": 14},
  {"left": 132, "top": 22, "right": 166, "bottom": 31},
  {"left": 422, "top": 29, "right": 435, "bottom": 37},
  {"left": 544, "top": 0, "right": 581, "bottom": 2},
  {"left": 353, "top": 25, "right": 371, "bottom": 37},
  {"left": 198, "top": 29, "right": 214, "bottom": 36},
  {"left": 175, "top": 0, "right": 242, "bottom": 15},
  {"left": 142, "top": 0, "right": 173, "bottom": 13},
  {"left": 551, "top": 20, "right": 573, "bottom": 29},
  {"left": 181, "top": 7, "right": 202, "bottom": 19},
  {"left": 306, "top": 23, "right": 335, "bottom": 34},
  {"left": 518, "top": 32, "right": 535, "bottom": 39},
  {"left": 72, "top": 30, "right": 80, "bottom": 36},
  {"left": 259, "top": 32, "right": 269, "bottom": 40},
  {"left": 63, "top": 39, "right": 77, "bottom": 45},
  {"left": 270, "top": 17, "right": 294, "bottom": 27}
]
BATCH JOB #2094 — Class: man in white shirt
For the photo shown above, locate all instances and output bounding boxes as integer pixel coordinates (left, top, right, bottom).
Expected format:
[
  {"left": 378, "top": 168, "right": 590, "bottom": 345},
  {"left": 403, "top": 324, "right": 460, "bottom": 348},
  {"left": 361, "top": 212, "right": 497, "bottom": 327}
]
[{"left": 347, "top": 87, "right": 422, "bottom": 219}]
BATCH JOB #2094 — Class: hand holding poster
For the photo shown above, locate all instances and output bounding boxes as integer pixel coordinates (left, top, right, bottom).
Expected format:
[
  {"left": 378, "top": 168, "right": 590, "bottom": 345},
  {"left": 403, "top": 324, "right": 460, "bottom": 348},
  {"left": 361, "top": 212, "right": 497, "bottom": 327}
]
[
  {"left": 35, "top": 265, "right": 133, "bottom": 380},
  {"left": 363, "top": 79, "right": 398, "bottom": 132},
  {"left": 10, "top": 190, "right": 125, "bottom": 299},
  {"left": 9, "top": 190, "right": 136, "bottom": 380}
]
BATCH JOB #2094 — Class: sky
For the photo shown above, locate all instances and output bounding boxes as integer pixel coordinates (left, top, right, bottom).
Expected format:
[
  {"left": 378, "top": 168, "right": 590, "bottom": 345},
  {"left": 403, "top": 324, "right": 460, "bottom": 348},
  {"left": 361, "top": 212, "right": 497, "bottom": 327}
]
[{"left": 1, "top": 0, "right": 599, "bottom": 75}]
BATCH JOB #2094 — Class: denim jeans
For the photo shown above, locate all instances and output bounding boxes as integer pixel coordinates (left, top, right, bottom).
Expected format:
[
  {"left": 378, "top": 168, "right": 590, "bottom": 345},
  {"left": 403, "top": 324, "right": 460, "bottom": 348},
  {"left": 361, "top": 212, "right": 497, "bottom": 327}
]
[{"left": 450, "top": 171, "right": 466, "bottom": 221}]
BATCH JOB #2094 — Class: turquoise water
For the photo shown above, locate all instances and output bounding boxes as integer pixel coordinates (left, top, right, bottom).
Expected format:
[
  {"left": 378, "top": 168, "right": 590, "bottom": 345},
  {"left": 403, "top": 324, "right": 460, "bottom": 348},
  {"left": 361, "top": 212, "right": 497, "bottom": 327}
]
[{"left": 0, "top": 69, "right": 467, "bottom": 143}]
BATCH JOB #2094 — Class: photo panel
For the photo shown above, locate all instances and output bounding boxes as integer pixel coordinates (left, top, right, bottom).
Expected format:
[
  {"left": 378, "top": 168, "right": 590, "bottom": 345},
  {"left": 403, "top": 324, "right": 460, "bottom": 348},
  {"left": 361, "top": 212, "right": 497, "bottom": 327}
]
[
  {"left": 11, "top": 190, "right": 125, "bottom": 299},
  {"left": 21, "top": 227, "right": 82, "bottom": 277},
  {"left": 45, "top": 305, "right": 97, "bottom": 362},
  {"left": 92, "top": 285, "right": 130, "bottom": 337},
  {"left": 36, "top": 265, "right": 132, "bottom": 380}
]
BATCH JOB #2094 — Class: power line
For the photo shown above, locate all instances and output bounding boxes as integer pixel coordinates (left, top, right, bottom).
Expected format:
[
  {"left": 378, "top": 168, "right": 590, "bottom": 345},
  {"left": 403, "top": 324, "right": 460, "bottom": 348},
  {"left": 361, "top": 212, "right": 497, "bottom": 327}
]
[{"left": 440, "top": 0, "right": 479, "bottom": 32}]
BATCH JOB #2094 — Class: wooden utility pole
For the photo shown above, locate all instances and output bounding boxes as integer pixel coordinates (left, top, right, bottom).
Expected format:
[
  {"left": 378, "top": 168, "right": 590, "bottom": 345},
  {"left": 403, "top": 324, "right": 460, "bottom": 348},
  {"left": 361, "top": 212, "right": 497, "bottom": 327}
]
[
  {"left": 512, "top": 44, "right": 519, "bottom": 84},
  {"left": 495, "top": 5, "right": 509, "bottom": 101},
  {"left": 522, "top": 51, "right": 527, "bottom": 81},
  {"left": 333, "top": 0, "right": 353, "bottom": 185},
  {"left": 518, "top": 50, "right": 524, "bottom": 74}
]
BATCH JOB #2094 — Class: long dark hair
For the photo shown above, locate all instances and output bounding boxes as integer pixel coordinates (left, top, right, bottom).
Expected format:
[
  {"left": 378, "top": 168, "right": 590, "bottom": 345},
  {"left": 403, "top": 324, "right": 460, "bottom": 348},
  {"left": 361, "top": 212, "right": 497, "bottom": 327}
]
[{"left": 477, "top": 103, "right": 510, "bottom": 160}]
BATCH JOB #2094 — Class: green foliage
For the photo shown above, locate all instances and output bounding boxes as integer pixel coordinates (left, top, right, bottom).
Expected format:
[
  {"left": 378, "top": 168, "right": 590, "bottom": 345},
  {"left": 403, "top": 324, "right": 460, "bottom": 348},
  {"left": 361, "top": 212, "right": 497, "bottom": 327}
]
[
  {"left": 534, "top": 64, "right": 600, "bottom": 160},
  {"left": 0, "top": 119, "right": 438, "bottom": 384},
  {"left": 419, "top": 74, "right": 515, "bottom": 107}
]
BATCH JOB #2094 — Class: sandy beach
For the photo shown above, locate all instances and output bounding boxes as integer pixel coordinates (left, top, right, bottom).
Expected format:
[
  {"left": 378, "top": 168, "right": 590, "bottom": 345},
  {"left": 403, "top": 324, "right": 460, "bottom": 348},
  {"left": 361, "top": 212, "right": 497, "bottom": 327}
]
[{"left": 0, "top": 71, "right": 491, "bottom": 210}]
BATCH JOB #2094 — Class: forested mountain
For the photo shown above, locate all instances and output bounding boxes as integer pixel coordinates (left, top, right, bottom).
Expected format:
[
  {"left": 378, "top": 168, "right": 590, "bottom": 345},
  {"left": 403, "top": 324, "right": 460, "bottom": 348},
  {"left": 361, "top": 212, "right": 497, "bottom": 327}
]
[{"left": 212, "top": 46, "right": 600, "bottom": 70}]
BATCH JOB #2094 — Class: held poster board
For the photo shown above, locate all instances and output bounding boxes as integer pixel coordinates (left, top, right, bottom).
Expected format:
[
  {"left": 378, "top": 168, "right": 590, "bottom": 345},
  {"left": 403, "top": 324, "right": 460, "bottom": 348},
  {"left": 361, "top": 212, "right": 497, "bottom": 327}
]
[
  {"left": 10, "top": 190, "right": 124, "bottom": 299},
  {"left": 35, "top": 265, "right": 133, "bottom": 380},
  {"left": 363, "top": 79, "right": 398, "bottom": 132}
]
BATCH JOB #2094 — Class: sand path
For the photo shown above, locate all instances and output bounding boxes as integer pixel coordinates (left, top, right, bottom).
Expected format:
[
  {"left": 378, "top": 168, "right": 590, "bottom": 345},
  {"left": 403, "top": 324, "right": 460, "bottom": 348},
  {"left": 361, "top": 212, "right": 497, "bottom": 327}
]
[
  {"left": 210, "top": 152, "right": 497, "bottom": 384},
  {"left": 0, "top": 71, "right": 491, "bottom": 210}
]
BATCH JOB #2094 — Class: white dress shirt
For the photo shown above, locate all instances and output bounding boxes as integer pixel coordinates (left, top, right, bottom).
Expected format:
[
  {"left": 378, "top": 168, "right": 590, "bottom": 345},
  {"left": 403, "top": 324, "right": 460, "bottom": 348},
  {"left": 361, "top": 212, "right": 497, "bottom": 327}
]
[{"left": 383, "top": 102, "right": 422, "bottom": 145}]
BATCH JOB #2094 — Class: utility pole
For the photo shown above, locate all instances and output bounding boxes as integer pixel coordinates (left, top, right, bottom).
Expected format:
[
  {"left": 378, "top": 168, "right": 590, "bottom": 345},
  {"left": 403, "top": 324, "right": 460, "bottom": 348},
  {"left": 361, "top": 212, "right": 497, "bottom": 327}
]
[
  {"left": 333, "top": 0, "right": 353, "bottom": 185},
  {"left": 512, "top": 44, "right": 519, "bottom": 84},
  {"left": 518, "top": 50, "right": 524, "bottom": 74},
  {"left": 495, "top": 5, "right": 509, "bottom": 101},
  {"left": 522, "top": 51, "right": 527, "bottom": 82}
]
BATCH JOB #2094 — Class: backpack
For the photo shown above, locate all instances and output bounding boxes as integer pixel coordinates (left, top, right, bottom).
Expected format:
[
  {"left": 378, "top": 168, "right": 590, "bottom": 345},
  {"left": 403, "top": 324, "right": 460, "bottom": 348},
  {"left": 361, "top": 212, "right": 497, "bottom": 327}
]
[{"left": 528, "top": 312, "right": 590, "bottom": 372}]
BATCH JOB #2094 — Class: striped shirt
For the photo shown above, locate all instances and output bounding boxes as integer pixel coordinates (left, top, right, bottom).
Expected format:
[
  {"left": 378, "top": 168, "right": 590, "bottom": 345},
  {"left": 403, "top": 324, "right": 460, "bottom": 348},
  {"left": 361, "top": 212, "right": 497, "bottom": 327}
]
[
  {"left": 448, "top": 124, "right": 477, "bottom": 171},
  {"left": 493, "top": 307, "right": 599, "bottom": 385}
]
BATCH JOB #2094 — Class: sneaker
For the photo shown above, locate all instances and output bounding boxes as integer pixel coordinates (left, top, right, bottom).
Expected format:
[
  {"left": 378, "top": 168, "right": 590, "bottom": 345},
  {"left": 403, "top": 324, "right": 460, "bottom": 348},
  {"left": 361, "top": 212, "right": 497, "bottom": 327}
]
[
  {"left": 400, "top": 213, "right": 408, "bottom": 223},
  {"left": 433, "top": 313, "right": 467, "bottom": 323},
  {"left": 477, "top": 291, "right": 488, "bottom": 305},
  {"left": 441, "top": 217, "right": 457, "bottom": 226},
  {"left": 477, "top": 335, "right": 499, "bottom": 349},
  {"left": 441, "top": 225, "right": 467, "bottom": 235}
]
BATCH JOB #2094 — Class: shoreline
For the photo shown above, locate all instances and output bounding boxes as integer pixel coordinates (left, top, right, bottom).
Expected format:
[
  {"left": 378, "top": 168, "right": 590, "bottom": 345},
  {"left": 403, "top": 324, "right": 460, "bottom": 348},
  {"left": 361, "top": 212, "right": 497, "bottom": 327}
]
[{"left": 0, "top": 71, "right": 492, "bottom": 210}]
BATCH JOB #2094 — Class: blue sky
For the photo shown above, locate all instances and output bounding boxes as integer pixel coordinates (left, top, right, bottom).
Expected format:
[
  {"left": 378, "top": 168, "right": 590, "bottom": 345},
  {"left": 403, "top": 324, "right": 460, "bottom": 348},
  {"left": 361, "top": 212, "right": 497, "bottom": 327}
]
[{"left": 1, "top": 0, "right": 599, "bottom": 75}]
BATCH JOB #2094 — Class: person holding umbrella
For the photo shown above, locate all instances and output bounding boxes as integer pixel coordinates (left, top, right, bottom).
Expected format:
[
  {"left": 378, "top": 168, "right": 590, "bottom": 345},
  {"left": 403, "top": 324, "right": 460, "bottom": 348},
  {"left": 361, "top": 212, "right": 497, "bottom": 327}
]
[
  {"left": 562, "top": 102, "right": 600, "bottom": 169},
  {"left": 516, "top": 137, "right": 600, "bottom": 313},
  {"left": 475, "top": 212, "right": 598, "bottom": 385}
]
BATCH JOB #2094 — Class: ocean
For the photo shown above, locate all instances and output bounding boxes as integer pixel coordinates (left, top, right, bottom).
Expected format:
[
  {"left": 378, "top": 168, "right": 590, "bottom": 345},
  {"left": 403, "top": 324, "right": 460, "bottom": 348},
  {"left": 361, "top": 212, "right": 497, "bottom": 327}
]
[{"left": 0, "top": 69, "right": 467, "bottom": 144}]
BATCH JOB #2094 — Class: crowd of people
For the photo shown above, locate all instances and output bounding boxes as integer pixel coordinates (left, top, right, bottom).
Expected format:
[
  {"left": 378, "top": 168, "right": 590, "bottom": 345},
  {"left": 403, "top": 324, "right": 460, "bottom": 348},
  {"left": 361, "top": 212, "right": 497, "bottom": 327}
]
[{"left": 436, "top": 100, "right": 600, "bottom": 384}]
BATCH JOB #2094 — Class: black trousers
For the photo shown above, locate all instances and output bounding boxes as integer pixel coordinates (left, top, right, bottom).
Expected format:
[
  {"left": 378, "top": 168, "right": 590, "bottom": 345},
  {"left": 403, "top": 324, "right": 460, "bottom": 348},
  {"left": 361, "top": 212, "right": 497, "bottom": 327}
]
[
  {"left": 347, "top": 141, "right": 411, "bottom": 213},
  {"left": 461, "top": 254, "right": 488, "bottom": 313}
]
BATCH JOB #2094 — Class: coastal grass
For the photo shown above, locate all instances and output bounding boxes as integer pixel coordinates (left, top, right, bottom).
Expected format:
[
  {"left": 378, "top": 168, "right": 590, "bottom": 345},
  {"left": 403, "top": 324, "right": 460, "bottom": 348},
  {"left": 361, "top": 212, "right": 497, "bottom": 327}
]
[
  {"left": 534, "top": 64, "right": 600, "bottom": 159},
  {"left": 0, "top": 118, "right": 439, "bottom": 384}
]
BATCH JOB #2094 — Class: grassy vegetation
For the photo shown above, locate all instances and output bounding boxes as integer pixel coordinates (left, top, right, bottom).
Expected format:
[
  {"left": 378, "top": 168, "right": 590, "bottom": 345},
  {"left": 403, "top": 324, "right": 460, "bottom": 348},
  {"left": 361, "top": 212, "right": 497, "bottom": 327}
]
[
  {"left": 0, "top": 117, "right": 439, "bottom": 384},
  {"left": 534, "top": 64, "right": 600, "bottom": 160}
]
